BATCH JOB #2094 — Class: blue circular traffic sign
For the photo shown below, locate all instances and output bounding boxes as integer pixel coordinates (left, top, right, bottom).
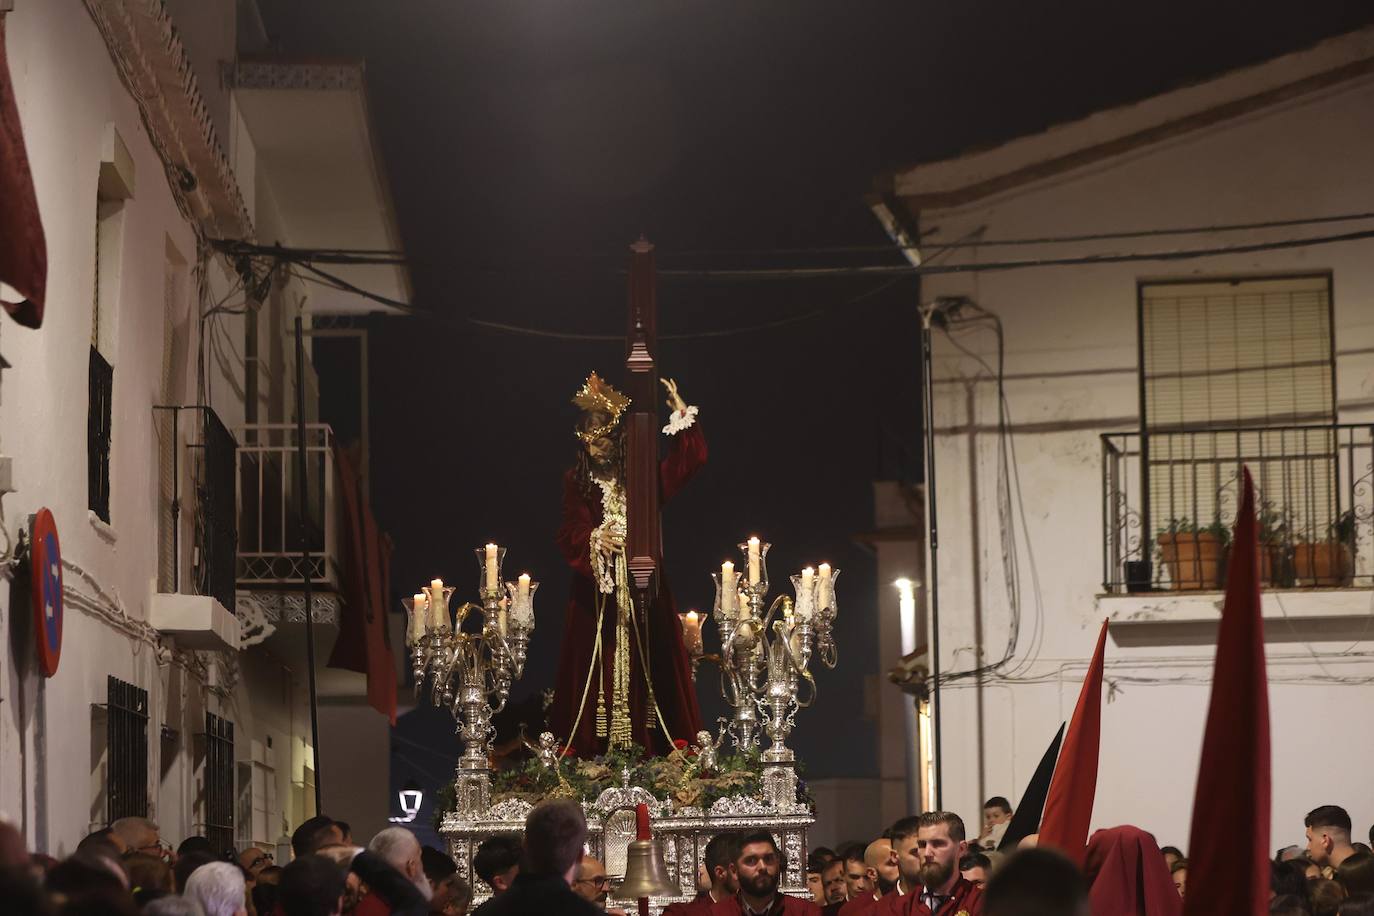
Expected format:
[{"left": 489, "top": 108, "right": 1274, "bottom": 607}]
[{"left": 30, "top": 508, "right": 62, "bottom": 677}]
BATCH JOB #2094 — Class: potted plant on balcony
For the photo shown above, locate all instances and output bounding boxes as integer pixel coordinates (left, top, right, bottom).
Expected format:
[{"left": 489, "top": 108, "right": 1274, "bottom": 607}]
[
  {"left": 1293, "top": 510, "right": 1355, "bottom": 587},
  {"left": 1257, "top": 500, "right": 1295, "bottom": 588},
  {"left": 1156, "top": 517, "right": 1229, "bottom": 590}
]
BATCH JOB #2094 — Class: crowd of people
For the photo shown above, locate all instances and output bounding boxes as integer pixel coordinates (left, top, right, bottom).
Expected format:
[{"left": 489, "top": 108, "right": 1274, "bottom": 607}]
[
  {"left": 0, "top": 813, "right": 470, "bottom": 916},
  {"left": 2, "top": 799, "right": 1371, "bottom": 915}
]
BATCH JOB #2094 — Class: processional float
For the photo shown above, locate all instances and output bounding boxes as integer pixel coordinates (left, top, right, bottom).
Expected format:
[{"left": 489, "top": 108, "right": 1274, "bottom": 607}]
[{"left": 401, "top": 240, "right": 842, "bottom": 913}]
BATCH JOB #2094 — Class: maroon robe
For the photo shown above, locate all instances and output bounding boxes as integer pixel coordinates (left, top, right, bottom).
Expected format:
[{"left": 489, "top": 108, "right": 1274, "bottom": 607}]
[
  {"left": 892, "top": 877, "right": 983, "bottom": 916},
  {"left": 709, "top": 893, "right": 824, "bottom": 916},
  {"left": 548, "top": 423, "right": 707, "bottom": 756}
]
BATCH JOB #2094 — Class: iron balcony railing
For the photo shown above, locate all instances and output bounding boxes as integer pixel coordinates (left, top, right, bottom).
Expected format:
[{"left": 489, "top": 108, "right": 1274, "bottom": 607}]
[
  {"left": 235, "top": 423, "right": 339, "bottom": 589},
  {"left": 1102, "top": 424, "right": 1373, "bottom": 593}
]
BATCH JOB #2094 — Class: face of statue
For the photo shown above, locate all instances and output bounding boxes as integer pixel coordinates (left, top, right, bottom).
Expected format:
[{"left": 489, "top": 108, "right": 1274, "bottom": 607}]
[{"left": 580, "top": 410, "right": 619, "bottom": 471}]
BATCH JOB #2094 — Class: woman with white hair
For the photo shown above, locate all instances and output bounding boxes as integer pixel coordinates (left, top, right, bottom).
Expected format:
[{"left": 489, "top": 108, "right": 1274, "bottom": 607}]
[{"left": 184, "top": 861, "right": 247, "bottom": 916}]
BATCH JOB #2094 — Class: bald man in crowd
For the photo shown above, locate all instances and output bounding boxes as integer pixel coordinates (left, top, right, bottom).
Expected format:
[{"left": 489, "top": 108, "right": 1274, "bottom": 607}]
[{"left": 840, "top": 838, "right": 900, "bottom": 916}]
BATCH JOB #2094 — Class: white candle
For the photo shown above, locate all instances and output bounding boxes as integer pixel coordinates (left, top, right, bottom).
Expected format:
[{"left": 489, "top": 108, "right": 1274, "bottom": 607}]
[
  {"left": 818, "top": 563, "right": 832, "bottom": 609},
  {"left": 802, "top": 566, "right": 814, "bottom": 590},
  {"left": 429, "top": 579, "right": 446, "bottom": 629},
  {"left": 684, "top": 610, "right": 701, "bottom": 649},
  {"left": 721, "top": 561, "right": 737, "bottom": 615},
  {"left": 518, "top": 572, "right": 531, "bottom": 599},
  {"left": 410, "top": 593, "right": 428, "bottom": 641},
  {"left": 485, "top": 543, "right": 499, "bottom": 591},
  {"left": 747, "top": 537, "right": 761, "bottom": 585}
]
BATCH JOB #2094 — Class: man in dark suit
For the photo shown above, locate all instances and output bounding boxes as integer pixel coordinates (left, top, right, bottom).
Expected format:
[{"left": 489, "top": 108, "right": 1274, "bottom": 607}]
[{"left": 481, "top": 800, "right": 605, "bottom": 916}]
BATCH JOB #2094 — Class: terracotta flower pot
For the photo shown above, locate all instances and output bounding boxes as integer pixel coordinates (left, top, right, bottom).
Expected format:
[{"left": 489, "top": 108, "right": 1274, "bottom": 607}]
[
  {"left": 1157, "top": 531, "right": 1225, "bottom": 590},
  {"left": 1293, "top": 542, "right": 1353, "bottom": 587}
]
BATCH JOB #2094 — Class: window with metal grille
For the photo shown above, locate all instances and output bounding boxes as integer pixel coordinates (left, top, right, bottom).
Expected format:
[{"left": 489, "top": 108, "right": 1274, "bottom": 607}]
[
  {"left": 107, "top": 676, "right": 149, "bottom": 822},
  {"left": 89, "top": 347, "right": 114, "bottom": 523},
  {"left": 203, "top": 712, "right": 235, "bottom": 856},
  {"left": 1138, "top": 274, "right": 1339, "bottom": 550}
]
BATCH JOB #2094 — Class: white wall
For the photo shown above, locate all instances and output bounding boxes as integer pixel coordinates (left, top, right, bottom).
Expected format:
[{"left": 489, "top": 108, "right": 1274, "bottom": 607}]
[
  {"left": 0, "top": 0, "right": 318, "bottom": 854},
  {"left": 912, "top": 74, "right": 1374, "bottom": 849}
]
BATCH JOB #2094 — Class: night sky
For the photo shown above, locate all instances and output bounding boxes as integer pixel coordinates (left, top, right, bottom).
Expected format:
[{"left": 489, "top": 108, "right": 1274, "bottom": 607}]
[{"left": 257, "top": 0, "right": 1374, "bottom": 838}]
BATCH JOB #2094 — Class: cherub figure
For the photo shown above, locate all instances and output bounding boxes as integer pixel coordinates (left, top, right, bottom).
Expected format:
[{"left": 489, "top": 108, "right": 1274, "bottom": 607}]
[
  {"left": 534, "top": 731, "right": 562, "bottom": 769},
  {"left": 520, "top": 727, "right": 564, "bottom": 770},
  {"left": 692, "top": 727, "right": 725, "bottom": 772}
]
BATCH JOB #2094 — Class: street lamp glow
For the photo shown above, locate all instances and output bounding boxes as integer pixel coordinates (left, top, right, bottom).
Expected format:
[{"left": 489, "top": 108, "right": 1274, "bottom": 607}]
[{"left": 894, "top": 577, "right": 917, "bottom": 655}]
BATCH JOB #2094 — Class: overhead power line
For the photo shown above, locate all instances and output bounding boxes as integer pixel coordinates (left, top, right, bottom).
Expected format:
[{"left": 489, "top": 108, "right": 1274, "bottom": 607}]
[
  {"left": 655, "top": 227, "right": 1374, "bottom": 280},
  {"left": 210, "top": 209, "right": 1374, "bottom": 265},
  {"left": 212, "top": 221, "right": 1374, "bottom": 341}
]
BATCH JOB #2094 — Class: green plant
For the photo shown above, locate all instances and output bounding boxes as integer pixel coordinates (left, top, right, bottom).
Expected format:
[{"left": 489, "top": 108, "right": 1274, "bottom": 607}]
[
  {"left": 1292, "top": 510, "right": 1358, "bottom": 545},
  {"left": 1330, "top": 509, "right": 1357, "bottom": 545},
  {"left": 430, "top": 743, "right": 773, "bottom": 826},
  {"left": 1257, "top": 501, "right": 1292, "bottom": 544},
  {"left": 1159, "top": 516, "right": 1231, "bottom": 546}
]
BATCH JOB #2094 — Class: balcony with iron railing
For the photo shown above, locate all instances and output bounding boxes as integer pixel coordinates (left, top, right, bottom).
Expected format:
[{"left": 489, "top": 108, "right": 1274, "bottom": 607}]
[
  {"left": 1101, "top": 424, "right": 1374, "bottom": 596},
  {"left": 235, "top": 423, "right": 339, "bottom": 591}
]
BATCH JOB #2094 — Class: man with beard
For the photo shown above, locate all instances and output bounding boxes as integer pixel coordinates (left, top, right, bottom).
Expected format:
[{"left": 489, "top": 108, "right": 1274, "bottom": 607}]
[
  {"left": 839, "top": 839, "right": 898, "bottom": 916},
  {"left": 357, "top": 827, "right": 432, "bottom": 916},
  {"left": 572, "top": 856, "right": 627, "bottom": 915},
  {"left": 892, "top": 812, "right": 983, "bottom": 916},
  {"left": 665, "top": 833, "right": 742, "bottom": 915},
  {"left": 710, "top": 831, "right": 822, "bottom": 915}
]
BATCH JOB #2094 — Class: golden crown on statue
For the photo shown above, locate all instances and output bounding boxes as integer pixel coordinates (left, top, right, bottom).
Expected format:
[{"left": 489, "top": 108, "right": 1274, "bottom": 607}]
[{"left": 572, "top": 371, "right": 632, "bottom": 441}]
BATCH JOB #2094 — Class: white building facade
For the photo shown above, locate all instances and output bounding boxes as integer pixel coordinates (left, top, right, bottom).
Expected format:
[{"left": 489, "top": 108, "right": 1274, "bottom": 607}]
[
  {"left": 873, "top": 28, "right": 1374, "bottom": 847},
  {"left": 0, "top": 0, "right": 408, "bottom": 855}
]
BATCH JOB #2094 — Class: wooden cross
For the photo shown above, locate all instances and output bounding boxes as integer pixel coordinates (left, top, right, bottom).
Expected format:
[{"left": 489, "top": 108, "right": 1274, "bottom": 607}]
[{"left": 623, "top": 237, "right": 661, "bottom": 597}]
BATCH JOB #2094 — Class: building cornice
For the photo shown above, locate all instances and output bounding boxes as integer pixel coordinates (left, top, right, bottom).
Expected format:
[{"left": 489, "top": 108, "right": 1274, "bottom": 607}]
[
  {"left": 82, "top": 0, "right": 252, "bottom": 239},
  {"left": 886, "top": 26, "right": 1374, "bottom": 212}
]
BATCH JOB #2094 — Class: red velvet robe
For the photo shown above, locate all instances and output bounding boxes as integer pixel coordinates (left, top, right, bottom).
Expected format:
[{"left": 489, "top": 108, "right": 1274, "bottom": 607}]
[
  {"left": 891, "top": 877, "right": 983, "bottom": 916},
  {"left": 547, "top": 423, "right": 707, "bottom": 757}
]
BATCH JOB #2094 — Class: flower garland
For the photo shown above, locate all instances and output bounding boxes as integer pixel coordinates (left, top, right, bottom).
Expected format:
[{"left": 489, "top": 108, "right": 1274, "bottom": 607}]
[{"left": 434, "top": 744, "right": 805, "bottom": 829}]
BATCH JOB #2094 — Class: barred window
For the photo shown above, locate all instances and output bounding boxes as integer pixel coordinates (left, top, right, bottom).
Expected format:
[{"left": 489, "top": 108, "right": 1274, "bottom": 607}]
[
  {"left": 203, "top": 712, "right": 235, "bottom": 856},
  {"left": 106, "top": 676, "right": 149, "bottom": 822}
]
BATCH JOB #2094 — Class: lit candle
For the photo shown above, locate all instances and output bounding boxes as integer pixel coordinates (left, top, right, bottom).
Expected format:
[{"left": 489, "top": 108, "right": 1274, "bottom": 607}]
[
  {"left": 429, "top": 578, "right": 446, "bottom": 629},
  {"left": 410, "top": 593, "right": 428, "bottom": 642},
  {"left": 485, "top": 543, "right": 499, "bottom": 592},
  {"left": 518, "top": 572, "right": 531, "bottom": 599},
  {"left": 721, "top": 560, "right": 736, "bottom": 615},
  {"left": 685, "top": 609, "right": 701, "bottom": 649},
  {"left": 818, "top": 563, "right": 832, "bottom": 610},
  {"left": 802, "top": 566, "right": 814, "bottom": 590},
  {"left": 747, "top": 537, "right": 761, "bottom": 585}
]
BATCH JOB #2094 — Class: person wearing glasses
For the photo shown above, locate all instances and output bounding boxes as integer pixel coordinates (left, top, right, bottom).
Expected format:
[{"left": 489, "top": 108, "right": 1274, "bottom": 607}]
[
  {"left": 239, "top": 846, "right": 275, "bottom": 881},
  {"left": 111, "top": 817, "right": 164, "bottom": 860},
  {"left": 572, "top": 856, "right": 627, "bottom": 915}
]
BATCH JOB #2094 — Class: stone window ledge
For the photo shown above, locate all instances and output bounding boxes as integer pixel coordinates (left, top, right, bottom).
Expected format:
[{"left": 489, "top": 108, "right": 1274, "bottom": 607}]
[{"left": 1096, "top": 589, "right": 1374, "bottom": 646}]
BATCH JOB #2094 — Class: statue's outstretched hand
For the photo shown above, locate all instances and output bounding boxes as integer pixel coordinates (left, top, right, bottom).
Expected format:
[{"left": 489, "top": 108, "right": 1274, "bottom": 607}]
[{"left": 661, "top": 377, "right": 687, "bottom": 415}]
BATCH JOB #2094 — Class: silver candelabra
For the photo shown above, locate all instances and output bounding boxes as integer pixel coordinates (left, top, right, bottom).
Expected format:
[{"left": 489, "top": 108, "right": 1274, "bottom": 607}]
[
  {"left": 404, "top": 544, "right": 538, "bottom": 817},
  {"left": 712, "top": 538, "right": 839, "bottom": 809}
]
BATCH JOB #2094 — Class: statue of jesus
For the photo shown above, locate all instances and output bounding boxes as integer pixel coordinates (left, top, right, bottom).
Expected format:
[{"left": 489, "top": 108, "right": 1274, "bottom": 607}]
[{"left": 547, "top": 371, "right": 706, "bottom": 756}]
